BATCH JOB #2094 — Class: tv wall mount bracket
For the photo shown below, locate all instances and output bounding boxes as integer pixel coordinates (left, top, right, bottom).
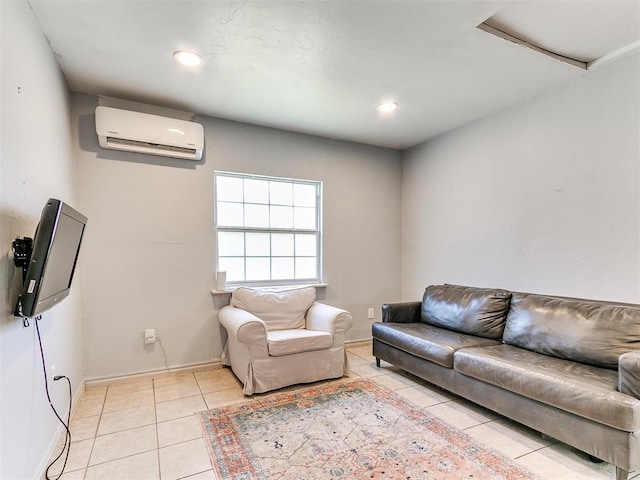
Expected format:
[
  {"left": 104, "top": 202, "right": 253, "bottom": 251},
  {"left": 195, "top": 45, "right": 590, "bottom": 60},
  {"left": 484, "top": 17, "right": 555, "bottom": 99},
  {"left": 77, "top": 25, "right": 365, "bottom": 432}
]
[
  {"left": 13, "top": 237, "right": 33, "bottom": 283},
  {"left": 13, "top": 237, "right": 34, "bottom": 325}
]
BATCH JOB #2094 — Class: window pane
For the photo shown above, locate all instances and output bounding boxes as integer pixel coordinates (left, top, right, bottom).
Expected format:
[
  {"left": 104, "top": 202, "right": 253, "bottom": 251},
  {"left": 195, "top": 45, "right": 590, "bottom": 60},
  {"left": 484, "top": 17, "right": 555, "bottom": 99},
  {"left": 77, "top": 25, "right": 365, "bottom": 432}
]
[
  {"left": 270, "top": 206, "right": 293, "bottom": 228},
  {"left": 295, "top": 257, "right": 317, "bottom": 279},
  {"left": 215, "top": 172, "right": 321, "bottom": 285},
  {"left": 272, "top": 257, "right": 294, "bottom": 280},
  {"left": 246, "top": 233, "right": 270, "bottom": 256},
  {"left": 216, "top": 176, "right": 243, "bottom": 202},
  {"left": 244, "top": 204, "right": 269, "bottom": 228},
  {"left": 218, "top": 232, "right": 244, "bottom": 256},
  {"left": 270, "top": 181, "right": 293, "bottom": 205},
  {"left": 246, "top": 257, "right": 270, "bottom": 281},
  {"left": 244, "top": 179, "right": 269, "bottom": 204},
  {"left": 294, "top": 183, "right": 316, "bottom": 207},
  {"left": 295, "top": 234, "right": 317, "bottom": 256},
  {"left": 219, "top": 257, "right": 245, "bottom": 282},
  {"left": 217, "top": 202, "right": 243, "bottom": 227},
  {"left": 272, "top": 234, "right": 294, "bottom": 256},
  {"left": 293, "top": 207, "right": 316, "bottom": 229}
]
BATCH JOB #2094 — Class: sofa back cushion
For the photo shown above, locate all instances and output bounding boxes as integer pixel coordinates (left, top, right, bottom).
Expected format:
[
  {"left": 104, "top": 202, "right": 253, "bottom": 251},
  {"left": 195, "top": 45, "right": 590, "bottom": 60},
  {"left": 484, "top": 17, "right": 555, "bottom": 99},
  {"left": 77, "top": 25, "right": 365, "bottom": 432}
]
[
  {"left": 421, "top": 285, "right": 512, "bottom": 339},
  {"left": 231, "top": 286, "right": 316, "bottom": 330},
  {"left": 503, "top": 293, "right": 640, "bottom": 369}
]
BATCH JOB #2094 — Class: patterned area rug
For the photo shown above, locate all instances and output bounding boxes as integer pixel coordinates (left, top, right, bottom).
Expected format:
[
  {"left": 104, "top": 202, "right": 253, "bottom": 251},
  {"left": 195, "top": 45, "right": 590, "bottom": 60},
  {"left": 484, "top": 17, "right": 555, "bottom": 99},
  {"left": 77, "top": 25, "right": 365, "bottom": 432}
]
[{"left": 197, "top": 379, "right": 538, "bottom": 480}]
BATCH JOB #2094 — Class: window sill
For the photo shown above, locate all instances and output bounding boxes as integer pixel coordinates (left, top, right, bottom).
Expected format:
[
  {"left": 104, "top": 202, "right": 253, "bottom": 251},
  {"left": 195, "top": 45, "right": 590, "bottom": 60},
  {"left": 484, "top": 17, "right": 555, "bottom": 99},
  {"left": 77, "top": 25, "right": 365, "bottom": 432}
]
[{"left": 211, "top": 283, "right": 328, "bottom": 296}]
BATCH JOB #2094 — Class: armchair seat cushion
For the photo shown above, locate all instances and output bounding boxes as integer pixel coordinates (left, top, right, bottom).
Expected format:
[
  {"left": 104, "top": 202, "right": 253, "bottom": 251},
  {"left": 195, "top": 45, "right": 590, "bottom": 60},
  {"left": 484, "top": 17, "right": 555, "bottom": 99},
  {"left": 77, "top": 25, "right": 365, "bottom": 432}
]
[{"left": 267, "top": 329, "right": 333, "bottom": 357}]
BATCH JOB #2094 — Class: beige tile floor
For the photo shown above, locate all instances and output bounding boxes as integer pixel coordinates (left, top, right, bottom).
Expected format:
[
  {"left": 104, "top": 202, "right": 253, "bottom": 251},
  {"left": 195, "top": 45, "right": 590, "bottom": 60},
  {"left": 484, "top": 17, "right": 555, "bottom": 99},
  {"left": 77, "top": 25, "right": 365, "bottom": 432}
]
[{"left": 50, "top": 342, "right": 638, "bottom": 480}]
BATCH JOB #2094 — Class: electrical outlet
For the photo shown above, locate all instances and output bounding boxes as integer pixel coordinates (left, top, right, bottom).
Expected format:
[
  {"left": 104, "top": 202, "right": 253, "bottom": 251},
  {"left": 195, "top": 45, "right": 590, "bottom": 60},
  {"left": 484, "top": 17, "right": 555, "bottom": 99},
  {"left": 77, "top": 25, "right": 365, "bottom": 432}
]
[
  {"left": 368, "top": 308, "right": 375, "bottom": 320},
  {"left": 144, "top": 328, "right": 156, "bottom": 344}
]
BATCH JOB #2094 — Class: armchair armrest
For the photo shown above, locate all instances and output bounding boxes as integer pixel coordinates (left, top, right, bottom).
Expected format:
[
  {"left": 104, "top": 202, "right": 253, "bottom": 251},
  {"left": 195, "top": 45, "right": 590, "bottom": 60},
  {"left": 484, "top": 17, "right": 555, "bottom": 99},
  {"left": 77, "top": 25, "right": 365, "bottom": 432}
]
[
  {"left": 619, "top": 350, "right": 640, "bottom": 399},
  {"left": 219, "top": 305, "right": 268, "bottom": 345},
  {"left": 306, "top": 302, "right": 353, "bottom": 346},
  {"left": 381, "top": 301, "right": 422, "bottom": 323}
]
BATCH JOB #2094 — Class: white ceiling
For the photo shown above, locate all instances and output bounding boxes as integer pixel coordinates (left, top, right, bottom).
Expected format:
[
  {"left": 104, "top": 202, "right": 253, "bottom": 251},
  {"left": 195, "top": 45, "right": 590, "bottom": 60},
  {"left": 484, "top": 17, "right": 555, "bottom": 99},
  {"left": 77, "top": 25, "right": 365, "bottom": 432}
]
[{"left": 28, "top": 0, "right": 640, "bottom": 150}]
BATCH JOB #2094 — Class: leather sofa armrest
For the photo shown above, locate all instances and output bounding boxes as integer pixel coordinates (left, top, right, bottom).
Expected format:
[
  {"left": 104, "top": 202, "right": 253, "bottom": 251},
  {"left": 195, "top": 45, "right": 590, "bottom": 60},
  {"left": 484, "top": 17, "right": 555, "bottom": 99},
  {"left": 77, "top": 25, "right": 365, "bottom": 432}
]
[
  {"left": 619, "top": 350, "right": 640, "bottom": 399},
  {"left": 381, "top": 301, "right": 421, "bottom": 323},
  {"left": 219, "top": 305, "right": 268, "bottom": 346},
  {"left": 306, "top": 302, "right": 353, "bottom": 347}
]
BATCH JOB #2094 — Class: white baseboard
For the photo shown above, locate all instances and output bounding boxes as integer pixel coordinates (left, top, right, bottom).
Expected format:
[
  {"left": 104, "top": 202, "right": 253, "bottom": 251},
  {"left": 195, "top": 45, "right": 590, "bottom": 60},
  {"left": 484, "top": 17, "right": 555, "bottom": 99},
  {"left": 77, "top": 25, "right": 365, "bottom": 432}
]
[
  {"left": 345, "top": 338, "right": 373, "bottom": 347},
  {"left": 84, "top": 342, "right": 373, "bottom": 388},
  {"left": 84, "top": 359, "right": 223, "bottom": 388},
  {"left": 83, "top": 340, "right": 372, "bottom": 388}
]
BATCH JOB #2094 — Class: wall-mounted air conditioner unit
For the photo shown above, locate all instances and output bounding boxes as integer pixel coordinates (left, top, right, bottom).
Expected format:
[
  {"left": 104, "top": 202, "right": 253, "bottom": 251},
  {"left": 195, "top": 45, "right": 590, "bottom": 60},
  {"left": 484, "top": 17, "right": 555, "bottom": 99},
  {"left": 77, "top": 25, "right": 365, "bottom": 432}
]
[{"left": 95, "top": 106, "right": 204, "bottom": 160}]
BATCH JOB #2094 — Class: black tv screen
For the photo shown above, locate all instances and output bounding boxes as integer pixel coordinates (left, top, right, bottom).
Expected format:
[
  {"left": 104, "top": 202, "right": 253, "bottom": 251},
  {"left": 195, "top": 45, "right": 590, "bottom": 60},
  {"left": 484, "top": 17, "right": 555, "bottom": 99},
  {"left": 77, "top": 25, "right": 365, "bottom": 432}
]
[{"left": 15, "top": 198, "right": 87, "bottom": 318}]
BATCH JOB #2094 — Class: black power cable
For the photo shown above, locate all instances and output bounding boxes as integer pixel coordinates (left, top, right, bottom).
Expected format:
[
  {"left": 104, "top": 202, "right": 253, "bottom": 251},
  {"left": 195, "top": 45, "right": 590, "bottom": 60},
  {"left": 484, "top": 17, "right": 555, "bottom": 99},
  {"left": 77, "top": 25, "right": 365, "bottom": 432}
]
[{"left": 34, "top": 316, "right": 72, "bottom": 479}]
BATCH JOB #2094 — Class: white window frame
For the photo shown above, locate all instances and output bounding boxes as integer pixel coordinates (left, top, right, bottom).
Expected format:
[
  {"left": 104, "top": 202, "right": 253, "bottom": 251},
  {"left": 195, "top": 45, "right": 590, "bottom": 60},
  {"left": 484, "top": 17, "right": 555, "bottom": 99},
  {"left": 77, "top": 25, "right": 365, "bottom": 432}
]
[{"left": 214, "top": 170, "right": 323, "bottom": 287}]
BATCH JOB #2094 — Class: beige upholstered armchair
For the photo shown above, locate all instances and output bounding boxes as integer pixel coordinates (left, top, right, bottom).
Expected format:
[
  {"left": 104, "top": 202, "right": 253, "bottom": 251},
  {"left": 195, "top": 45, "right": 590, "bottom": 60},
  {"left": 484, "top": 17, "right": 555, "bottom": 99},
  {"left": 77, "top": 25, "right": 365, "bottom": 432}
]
[{"left": 219, "top": 286, "right": 353, "bottom": 395}]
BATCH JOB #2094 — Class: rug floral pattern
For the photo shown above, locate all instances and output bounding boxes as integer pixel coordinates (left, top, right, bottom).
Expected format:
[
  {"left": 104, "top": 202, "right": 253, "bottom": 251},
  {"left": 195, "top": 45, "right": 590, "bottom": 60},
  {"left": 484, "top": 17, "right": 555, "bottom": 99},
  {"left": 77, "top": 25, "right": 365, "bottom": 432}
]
[{"left": 198, "top": 379, "right": 538, "bottom": 480}]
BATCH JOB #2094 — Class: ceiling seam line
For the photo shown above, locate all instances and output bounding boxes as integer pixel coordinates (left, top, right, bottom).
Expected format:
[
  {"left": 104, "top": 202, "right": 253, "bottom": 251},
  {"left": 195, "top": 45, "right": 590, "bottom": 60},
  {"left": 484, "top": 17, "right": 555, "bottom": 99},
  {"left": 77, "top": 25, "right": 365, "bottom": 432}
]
[{"left": 476, "top": 23, "right": 588, "bottom": 70}]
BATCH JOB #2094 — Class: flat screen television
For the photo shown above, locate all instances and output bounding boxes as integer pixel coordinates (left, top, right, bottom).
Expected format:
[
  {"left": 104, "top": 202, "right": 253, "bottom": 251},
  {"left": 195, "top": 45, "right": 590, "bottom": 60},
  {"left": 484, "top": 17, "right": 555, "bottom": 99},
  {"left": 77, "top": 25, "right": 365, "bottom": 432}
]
[{"left": 15, "top": 198, "right": 88, "bottom": 318}]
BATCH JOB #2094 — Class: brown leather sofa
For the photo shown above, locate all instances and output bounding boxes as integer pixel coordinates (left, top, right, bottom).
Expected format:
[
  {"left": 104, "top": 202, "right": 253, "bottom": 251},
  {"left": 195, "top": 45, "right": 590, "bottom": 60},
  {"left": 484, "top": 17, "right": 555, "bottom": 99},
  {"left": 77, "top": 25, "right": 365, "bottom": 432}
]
[{"left": 372, "top": 284, "right": 640, "bottom": 480}]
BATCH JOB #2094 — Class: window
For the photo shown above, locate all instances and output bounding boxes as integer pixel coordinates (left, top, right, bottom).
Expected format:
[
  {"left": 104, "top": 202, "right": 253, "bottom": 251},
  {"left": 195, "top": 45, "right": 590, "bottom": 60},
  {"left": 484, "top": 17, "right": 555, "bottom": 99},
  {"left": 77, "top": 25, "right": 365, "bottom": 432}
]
[{"left": 214, "top": 171, "right": 322, "bottom": 286}]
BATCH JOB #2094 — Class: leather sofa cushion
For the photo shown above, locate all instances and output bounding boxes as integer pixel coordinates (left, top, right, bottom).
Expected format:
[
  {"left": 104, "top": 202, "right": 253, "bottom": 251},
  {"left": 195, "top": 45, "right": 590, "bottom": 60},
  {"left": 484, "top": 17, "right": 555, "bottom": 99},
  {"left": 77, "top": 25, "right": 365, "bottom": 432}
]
[
  {"left": 231, "top": 286, "right": 316, "bottom": 331},
  {"left": 454, "top": 345, "right": 640, "bottom": 431},
  {"left": 372, "top": 321, "right": 500, "bottom": 368},
  {"left": 503, "top": 293, "right": 640, "bottom": 369},
  {"left": 421, "top": 284, "right": 512, "bottom": 340},
  {"left": 267, "top": 329, "right": 332, "bottom": 357}
]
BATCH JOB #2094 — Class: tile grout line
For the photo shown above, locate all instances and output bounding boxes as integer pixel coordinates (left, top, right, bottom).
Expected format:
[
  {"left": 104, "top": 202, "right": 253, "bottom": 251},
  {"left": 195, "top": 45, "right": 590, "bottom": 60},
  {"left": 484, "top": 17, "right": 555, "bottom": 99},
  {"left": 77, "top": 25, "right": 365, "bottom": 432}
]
[
  {"left": 153, "top": 376, "right": 161, "bottom": 480},
  {"left": 81, "top": 386, "right": 106, "bottom": 478}
]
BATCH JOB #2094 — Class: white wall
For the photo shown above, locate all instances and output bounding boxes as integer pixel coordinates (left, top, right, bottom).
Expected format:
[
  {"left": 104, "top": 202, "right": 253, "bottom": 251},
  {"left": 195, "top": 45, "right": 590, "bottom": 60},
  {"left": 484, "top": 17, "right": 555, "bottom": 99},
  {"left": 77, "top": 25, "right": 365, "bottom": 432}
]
[
  {"left": 0, "top": 1, "right": 85, "bottom": 478},
  {"left": 72, "top": 93, "right": 402, "bottom": 379},
  {"left": 401, "top": 55, "right": 640, "bottom": 303}
]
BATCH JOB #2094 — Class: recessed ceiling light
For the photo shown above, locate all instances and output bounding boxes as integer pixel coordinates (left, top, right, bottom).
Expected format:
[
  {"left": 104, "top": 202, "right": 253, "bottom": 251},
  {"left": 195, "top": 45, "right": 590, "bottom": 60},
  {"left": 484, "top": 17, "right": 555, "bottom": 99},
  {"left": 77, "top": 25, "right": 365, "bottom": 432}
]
[
  {"left": 173, "top": 50, "right": 203, "bottom": 67},
  {"left": 376, "top": 101, "right": 398, "bottom": 113}
]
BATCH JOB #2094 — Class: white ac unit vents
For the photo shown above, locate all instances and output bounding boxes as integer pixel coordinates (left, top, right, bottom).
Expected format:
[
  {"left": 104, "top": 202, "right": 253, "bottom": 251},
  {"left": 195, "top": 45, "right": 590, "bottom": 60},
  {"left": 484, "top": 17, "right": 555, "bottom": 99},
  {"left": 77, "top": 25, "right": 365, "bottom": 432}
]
[{"left": 95, "top": 106, "right": 204, "bottom": 160}]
